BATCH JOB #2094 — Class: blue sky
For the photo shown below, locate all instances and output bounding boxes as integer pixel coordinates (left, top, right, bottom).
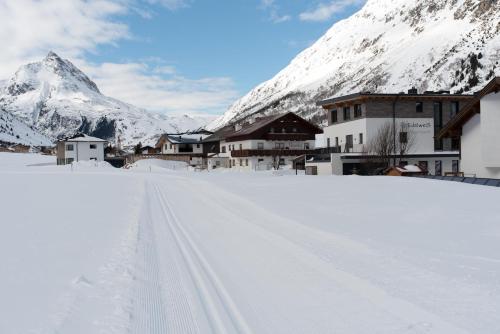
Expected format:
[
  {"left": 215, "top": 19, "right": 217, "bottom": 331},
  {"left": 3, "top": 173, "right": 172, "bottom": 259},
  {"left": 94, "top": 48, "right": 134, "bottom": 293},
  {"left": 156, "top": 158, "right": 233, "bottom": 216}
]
[{"left": 0, "top": 0, "right": 365, "bottom": 115}]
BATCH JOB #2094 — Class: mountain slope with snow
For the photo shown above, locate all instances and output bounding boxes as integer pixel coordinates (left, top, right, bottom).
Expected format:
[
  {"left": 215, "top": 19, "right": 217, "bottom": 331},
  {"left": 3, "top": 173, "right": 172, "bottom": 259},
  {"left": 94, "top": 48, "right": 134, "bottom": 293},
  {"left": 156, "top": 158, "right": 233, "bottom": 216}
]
[
  {"left": 210, "top": 0, "right": 500, "bottom": 129},
  {"left": 0, "top": 108, "right": 52, "bottom": 146},
  {"left": 0, "top": 52, "right": 214, "bottom": 147}
]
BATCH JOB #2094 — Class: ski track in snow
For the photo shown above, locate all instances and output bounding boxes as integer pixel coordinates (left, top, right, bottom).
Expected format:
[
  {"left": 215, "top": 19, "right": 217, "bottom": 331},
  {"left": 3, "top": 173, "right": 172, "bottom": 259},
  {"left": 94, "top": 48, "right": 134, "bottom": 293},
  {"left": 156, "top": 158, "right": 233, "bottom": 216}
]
[
  {"left": 122, "top": 174, "right": 475, "bottom": 333},
  {"left": 4, "top": 157, "right": 498, "bottom": 333}
]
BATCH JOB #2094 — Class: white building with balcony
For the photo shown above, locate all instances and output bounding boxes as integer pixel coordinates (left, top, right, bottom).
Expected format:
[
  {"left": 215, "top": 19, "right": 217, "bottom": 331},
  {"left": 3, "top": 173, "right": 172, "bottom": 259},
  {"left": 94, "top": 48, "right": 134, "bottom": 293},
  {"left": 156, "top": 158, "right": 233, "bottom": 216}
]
[{"left": 308, "top": 90, "right": 474, "bottom": 175}]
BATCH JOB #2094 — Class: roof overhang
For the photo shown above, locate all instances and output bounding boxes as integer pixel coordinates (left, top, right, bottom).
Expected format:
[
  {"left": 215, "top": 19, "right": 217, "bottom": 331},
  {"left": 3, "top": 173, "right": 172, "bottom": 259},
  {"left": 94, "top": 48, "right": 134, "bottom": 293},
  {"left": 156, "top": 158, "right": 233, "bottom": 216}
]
[{"left": 437, "top": 77, "right": 500, "bottom": 139}]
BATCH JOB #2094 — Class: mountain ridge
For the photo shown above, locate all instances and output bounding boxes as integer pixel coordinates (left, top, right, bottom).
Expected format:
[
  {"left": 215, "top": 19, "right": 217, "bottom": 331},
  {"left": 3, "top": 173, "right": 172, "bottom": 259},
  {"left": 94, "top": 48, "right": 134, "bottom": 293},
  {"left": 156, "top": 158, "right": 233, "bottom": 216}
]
[
  {"left": 0, "top": 52, "right": 215, "bottom": 147},
  {"left": 209, "top": 0, "right": 500, "bottom": 129}
]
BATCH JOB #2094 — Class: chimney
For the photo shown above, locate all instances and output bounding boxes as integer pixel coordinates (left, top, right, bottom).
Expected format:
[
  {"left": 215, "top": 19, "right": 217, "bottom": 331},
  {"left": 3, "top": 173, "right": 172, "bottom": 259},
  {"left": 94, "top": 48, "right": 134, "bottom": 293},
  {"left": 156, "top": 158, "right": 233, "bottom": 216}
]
[{"left": 408, "top": 87, "right": 418, "bottom": 95}]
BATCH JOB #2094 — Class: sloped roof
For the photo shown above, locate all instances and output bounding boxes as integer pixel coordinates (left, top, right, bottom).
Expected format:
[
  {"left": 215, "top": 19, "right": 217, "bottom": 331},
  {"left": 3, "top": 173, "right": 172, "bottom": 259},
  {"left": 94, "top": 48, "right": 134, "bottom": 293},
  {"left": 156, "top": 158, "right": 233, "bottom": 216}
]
[
  {"left": 438, "top": 77, "right": 500, "bottom": 138},
  {"left": 224, "top": 112, "right": 322, "bottom": 141},
  {"left": 62, "top": 134, "right": 107, "bottom": 142}
]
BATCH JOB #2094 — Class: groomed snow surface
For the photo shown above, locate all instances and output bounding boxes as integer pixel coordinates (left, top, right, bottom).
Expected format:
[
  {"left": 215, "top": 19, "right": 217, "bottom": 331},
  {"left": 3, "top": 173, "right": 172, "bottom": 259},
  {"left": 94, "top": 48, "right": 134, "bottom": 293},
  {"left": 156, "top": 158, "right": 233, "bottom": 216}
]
[{"left": 1, "top": 153, "right": 500, "bottom": 334}]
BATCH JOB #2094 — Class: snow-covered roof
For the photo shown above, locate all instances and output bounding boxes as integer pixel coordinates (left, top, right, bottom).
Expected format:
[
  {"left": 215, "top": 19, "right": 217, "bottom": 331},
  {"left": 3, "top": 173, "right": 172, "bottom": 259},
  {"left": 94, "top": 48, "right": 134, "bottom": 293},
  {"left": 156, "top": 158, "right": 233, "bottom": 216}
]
[{"left": 63, "top": 134, "right": 107, "bottom": 143}]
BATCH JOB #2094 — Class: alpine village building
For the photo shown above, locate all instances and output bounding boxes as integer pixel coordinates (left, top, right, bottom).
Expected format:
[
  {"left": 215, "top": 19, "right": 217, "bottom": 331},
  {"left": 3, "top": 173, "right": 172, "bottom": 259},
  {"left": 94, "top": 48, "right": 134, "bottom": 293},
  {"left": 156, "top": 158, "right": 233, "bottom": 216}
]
[
  {"left": 56, "top": 134, "right": 107, "bottom": 165},
  {"left": 205, "top": 112, "right": 322, "bottom": 170},
  {"left": 306, "top": 88, "right": 475, "bottom": 175},
  {"left": 437, "top": 77, "right": 500, "bottom": 179}
]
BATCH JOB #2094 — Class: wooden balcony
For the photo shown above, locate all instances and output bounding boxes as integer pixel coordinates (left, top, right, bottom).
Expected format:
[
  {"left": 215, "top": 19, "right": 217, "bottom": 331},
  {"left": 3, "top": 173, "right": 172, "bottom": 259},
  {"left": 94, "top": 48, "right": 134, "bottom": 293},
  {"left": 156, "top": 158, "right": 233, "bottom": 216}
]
[
  {"left": 231, "top": 149, "right": 313, "bottom": 158},
  {"left": 264, "top": 133, "right": 315, "bottom": 141}
]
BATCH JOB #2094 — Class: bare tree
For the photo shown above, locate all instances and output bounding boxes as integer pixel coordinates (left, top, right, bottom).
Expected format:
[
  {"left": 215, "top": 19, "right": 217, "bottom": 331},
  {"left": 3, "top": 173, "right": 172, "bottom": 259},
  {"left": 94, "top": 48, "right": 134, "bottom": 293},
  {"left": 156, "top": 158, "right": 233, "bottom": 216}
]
[
  {"left": 368, "top": 121, "right": 417, "bottom": 167},
  {"left": 396, "top": 121, "right": 416, "bottom": 163},
  {"left": 368, "top": 122, "right": 395, "bottom": 167},
  {"left": 271, "top": 150, "right": 283, "bottom": 170}
]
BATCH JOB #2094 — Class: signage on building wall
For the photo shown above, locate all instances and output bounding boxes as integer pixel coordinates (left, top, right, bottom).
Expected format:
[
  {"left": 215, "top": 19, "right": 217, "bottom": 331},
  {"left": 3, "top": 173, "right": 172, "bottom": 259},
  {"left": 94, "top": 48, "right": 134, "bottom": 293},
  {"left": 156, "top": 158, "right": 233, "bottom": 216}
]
[{"left": 401, "top": 121, "right": 432, "bottom": 129}]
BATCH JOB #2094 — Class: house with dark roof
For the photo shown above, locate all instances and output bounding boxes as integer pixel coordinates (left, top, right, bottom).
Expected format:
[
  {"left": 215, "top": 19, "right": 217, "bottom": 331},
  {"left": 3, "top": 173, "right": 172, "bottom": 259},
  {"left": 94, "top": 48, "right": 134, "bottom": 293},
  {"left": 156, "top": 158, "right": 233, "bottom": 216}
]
[
  {"left": 310, "top": 88, "right": 475, "bottom": 175},
  {"left": 207, "top": 112, "right": 322, "bottom": 170},
  {"left": 155, "top": 130, "right": 213, "bottom": 167},
  {"left": 437, "top": 77, "right": 500, "bottom": 178}
]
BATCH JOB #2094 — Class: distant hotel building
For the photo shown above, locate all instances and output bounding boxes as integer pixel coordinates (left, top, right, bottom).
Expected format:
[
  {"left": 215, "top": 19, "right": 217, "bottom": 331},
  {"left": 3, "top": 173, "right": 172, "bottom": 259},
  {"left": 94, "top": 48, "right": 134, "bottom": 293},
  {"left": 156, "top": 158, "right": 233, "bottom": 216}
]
[{"left": 306, "top": 89, "right": 475, "bottom": 175}]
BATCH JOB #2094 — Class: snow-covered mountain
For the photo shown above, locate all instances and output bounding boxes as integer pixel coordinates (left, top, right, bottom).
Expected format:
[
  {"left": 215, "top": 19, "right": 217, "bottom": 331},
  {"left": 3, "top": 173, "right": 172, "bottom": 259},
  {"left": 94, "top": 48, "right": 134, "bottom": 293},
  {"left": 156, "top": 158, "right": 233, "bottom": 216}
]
[
  {"left": 209, "top": 0, "right": 500, "bottom": 129},
  {"left": 0, "top": 52, "right": 215, "bottom": 147},
  {"left": 0, "top": 108, "right": 52, "bottom": 146}
]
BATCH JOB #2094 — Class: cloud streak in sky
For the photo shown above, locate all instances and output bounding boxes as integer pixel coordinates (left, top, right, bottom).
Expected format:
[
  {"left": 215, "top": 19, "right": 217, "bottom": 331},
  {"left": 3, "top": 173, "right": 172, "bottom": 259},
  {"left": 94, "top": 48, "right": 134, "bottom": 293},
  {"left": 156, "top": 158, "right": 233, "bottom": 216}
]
[
  {"left": 299, "top": 0, "right": 365, "bottom": 22},
  {"left": 0, "top": 0, "right": 236, "bottom": 115}
]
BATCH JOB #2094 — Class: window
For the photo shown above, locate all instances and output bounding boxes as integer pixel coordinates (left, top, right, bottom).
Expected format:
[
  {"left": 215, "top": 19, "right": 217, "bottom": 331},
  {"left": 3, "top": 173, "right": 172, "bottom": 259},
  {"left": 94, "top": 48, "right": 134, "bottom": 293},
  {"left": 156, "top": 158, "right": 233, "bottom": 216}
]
[
  {"left": 239, "top": 144, "right": 242, "bottom": 150},
  {"left": 221, "top": 146, "right": 226, "bottom": 153},
  {"left": 245, "top": 159, "right": 248, "bottom": 166},
  {"left": 343, "top": 107, "right": 351, "bottom": 121},
  {"left": 239, "top": 159, "right": 242, "bottom": 166},
  {"left": 354, "top": 104, "right": 362, "bottom": 118},
  {"left": 335, "top": 137, "right": 339, "bottom": 147},
  {"left": 258, "top": 158, "right": 264, "bottom": 163},
  {"left": 359, "top": 133, "right": 363, "bottom": 145},
  {"left": 304, "top": 143, "right": 310, "bottom": 150},
  {"left": 345, "top": 135, "right": 353, "bottom": 151},
  {"left": 257, "top": 143, "right": 264, "bottom": 150},
  {"left": 90, "top": 157, "right": 97, "bottom": 161},
  {"left": 399, "top": 132, "right": 408, "bottom": 143},
  {"left": 452, "top": 160, "right": 460, "bottom": 174},
  {"left": 196, "top": 144, "right": 200, "bottom": 148},
  {"left": 450, "top": 101, "right": 459, "bottom": 118},
  {"left": 215, "top": 161, "right": 221, "bottom": 167},
  {"left": 435, "top": 161, "right": 442, "bottom": 176},
  {"left": 89, "top": 144, "right": 97, "bottom": 149},
  {"left": 170, "top": 144, "right": 173, "bottom": 150},
  {"left": 418, "top": 161, "right": 428, "bottom": 171},
  {"left": 416, "top": 102, "right": 423, "bottom": 113},
  {"left": 327, "top": 138, "right": 331, "bottom": 148},
  {"left": 434, "top": 102, "right": 443, "bottom": 150},
  {"left": 275, "top": 143, "right": 285, "bottom": 149},
  {"left": 279, "top": 158, "right": 285, "bottom": 166},
  {"left": 331, "top": 109, "right": 338, "bottom": 123},
  {"left": 66, "top": 144, "right": 74, "bottom": 151},
  {"left": 66, "top": 158, "right": 74, "bottom": 164}
]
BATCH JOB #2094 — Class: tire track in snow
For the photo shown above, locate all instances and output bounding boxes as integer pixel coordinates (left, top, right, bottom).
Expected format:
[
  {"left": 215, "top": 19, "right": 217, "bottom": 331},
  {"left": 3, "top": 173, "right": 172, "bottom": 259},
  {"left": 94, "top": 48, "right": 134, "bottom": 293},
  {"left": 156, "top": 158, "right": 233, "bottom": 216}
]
[{"left": 152, "top": 183, "right": 253, "bottom": 334}]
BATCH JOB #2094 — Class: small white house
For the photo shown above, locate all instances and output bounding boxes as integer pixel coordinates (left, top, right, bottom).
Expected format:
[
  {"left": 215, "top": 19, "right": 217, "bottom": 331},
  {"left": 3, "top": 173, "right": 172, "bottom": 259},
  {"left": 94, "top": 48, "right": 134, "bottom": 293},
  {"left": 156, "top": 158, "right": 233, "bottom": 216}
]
[
  {"left": 56, "top": 134, "right": 107, "bottom": 165},
  {"left": 438, "top": 77, "right": 500, "bottom": 178}
]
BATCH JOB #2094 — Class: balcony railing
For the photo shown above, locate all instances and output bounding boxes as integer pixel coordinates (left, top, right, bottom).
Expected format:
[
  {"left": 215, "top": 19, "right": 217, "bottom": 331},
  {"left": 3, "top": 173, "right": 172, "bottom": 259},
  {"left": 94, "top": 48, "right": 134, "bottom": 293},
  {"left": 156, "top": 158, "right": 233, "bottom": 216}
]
[
  {"left": 231, "top": 149, "right": 312, "bottom": 158},
  {"left": 264, "top": 133, "right": 315, "bottom": 141}
]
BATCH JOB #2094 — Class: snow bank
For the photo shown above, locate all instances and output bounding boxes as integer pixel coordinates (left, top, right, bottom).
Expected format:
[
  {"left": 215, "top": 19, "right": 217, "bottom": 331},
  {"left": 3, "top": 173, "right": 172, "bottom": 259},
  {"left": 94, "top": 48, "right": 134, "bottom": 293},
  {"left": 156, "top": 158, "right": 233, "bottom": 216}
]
[
  {"left": 0, "top": 152, "right": 55, "bottom": 170},
  {"left": 129, "top": 158, "right": 188, "bottom": 171}
]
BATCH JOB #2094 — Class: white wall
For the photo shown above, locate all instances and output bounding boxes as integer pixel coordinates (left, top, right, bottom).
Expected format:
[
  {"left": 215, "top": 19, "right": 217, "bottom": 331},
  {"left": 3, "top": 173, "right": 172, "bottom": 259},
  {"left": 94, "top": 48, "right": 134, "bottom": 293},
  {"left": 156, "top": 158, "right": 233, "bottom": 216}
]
[
  {"left": 64, "top": 141, "right": 105, "bottom": 162},
  {"left": 323, "top": 117, "right": 436, "bottom": 154},
  {"left": 323, "top": 118, "right": 367, "bottom": 152},
  {"left": 462, "top": 110, "right": 500, "bottom": 179},
  {"left": 480, "top": 92, "right": 500, "bottom": 167}
]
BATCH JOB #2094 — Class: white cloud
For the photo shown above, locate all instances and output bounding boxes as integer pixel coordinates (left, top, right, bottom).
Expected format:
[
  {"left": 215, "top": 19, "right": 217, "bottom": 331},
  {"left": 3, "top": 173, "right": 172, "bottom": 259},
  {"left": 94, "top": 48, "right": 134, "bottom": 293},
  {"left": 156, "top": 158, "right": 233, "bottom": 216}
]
[
  {"left": 143, "top": 0, "right": 190, "bottom": 11},
  {"left": 0, "top": 0, "right": 129, "bottom": 78},
  {"left": 79, "top": 61, "right": 239, "bottom": 114},
  {"left": 299, "top": 0, "right": 364, "bottom": 22},
  {"left": 0, "top": 0, "right": 238, "bottom": 115},
  {"left": 259, "top": 0, "right": 291, "bottom": 24}
]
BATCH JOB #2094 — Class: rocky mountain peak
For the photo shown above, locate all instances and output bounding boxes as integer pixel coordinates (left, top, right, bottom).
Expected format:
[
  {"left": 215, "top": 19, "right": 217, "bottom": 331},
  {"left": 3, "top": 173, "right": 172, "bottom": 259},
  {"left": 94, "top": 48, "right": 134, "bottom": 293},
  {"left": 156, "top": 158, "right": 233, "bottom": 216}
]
[{"left": 209, "top": 0, "right": 500, "bottom": 130}]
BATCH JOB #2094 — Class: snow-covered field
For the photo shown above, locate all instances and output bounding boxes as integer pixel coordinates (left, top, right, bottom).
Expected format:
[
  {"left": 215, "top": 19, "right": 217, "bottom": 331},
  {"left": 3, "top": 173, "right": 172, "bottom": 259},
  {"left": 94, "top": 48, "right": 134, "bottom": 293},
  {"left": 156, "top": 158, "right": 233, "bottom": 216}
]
[{"left": 1, "top": 153, "right": 500, "bottom": 334}]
